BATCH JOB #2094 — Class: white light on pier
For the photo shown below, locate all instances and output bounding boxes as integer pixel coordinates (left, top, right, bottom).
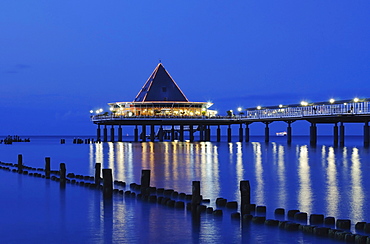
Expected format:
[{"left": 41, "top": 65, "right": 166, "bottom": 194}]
[
  {"left": 300, "top": 101, "right": 308, "bottom": 106},
  {"left": 329, "top": 99, "right": 335, "bottom": 104},
  {"left": 257, "top": 106, "right": 261, "bottom": 110},
  {"left": 95, "top": 110, "right": 100, "bottom": 114},
  {"left": 237, "top": 107, "right": 242, "bottom": 112},
  {"left": 279, "top": 104, "right": 283, "bottom": 108},
  {"left": 90, "top": 110, "right": 93, "bottom": 114},
  {"left": 354, "top": 97, "right": 359, "bottom": 102},
  {"left": 99, "top": 108, "right": 103, "bottom": 112},
  {"left": 109, "top": 107, "right": 113, "bottom": 111}
]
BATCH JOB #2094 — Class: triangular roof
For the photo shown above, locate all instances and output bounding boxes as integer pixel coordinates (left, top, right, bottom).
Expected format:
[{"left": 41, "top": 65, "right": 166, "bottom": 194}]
[{"left": 134, "top": 63, "right": 189, "bottom": 102}]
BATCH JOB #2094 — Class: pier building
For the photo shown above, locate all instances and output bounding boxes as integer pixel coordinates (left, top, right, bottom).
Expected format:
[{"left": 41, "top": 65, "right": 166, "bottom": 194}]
[{"left": 91, "top": 64, "right": 370, "bottom": 147}]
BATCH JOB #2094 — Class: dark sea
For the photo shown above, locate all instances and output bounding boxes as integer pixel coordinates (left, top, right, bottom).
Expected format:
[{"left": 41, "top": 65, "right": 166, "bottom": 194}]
[{"left": 0, "top": 135, "right": 369, "bottom": 243}]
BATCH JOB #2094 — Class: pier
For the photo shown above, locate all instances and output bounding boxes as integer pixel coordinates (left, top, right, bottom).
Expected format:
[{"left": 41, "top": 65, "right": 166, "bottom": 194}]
[{"left": 91, "top": 64, "right": 370, "bottom": 146}]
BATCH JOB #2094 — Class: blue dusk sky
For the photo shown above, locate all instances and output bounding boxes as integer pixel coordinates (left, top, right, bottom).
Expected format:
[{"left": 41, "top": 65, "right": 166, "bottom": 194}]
[{"left": 1, "top": 1, "right": 369, "bottom": 135}]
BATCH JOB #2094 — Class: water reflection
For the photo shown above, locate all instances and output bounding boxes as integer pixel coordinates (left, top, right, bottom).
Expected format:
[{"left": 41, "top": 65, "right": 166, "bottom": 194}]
[
  {"left": 87, "top": 140, "right": 369, "bottom": 224},
  {"left": 326, "top": 146, "right": 339, "bottom": 217},
  {"left": 277, "top": 145, "right": 287, "bottom": 208},
  {"left": 252, "top": 142, "right": 264, "bottom": 204},
  {"left": 350, "top": 148, "right": 364, "bottom": 222},
  {"left": 297, "top": 145, "right": 312, "bottom": 213}
]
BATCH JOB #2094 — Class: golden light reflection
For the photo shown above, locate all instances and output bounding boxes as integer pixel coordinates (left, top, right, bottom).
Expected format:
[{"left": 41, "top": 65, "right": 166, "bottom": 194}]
[
  {"left": 350, "top": 148, "right": 364, "bottom": 222},
  {"left": 108, "top": 142, "right": 115, "bottom": 170},
  {"left": 277, "top": 145, "right": 287, "bottom": 207},
  {"left": 115, "top": 142, "right": 124, "bottom": 181},
  {"left": 326, "top": 146, "right": 339, "bottom": 217},
  {"left": 252, "top": 142, "right": 264, "bottom": 204},
  {"left": 235, "top": 142, "right": 244, "bottom": 199},
  {"left": 298, "top": 145, "right": 312, "bottom": 213}
]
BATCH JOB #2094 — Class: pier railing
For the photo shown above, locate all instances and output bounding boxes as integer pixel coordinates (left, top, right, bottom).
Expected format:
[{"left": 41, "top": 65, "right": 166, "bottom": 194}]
[{"left": 91, "top": 101, "right": 370, "bottom": 122}]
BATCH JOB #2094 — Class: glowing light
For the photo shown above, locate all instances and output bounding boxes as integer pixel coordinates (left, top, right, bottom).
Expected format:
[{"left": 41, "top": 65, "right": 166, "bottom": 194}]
[
  {"left": 279, "top": 104, "right": 283, "bottom": 108},
  {"left": 90, "top": 110, "right": 93, "bottom": 113},
  {"left": 329, "top": 99, "right": 335, "bottom": 104},
  {"left": 300, "top": 101, "right": 308, "bottom": 106},
  {"left": 99, "top": 108, "right": 103, "bottom": 112},
  {"left": 95, "top": 110, "right": 100, "bottom": 114},
  {"left": 354, "top": 97, "right": 359, "bottom": 102},
  {"left": 109, "top": 107, "right": 113, "bottom": 111},
  {"left": 237, "top": 107, "right": 242, "bottom": 112},
  {"left": 257, "top": 106, "right": 261, "bottom": 110},
  {"left": 344, "top": 103, "right": 347, "bottom": 105}
]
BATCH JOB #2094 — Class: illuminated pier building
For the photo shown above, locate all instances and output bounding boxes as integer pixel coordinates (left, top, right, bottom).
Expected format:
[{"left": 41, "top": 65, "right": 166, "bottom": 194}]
[{"left": 91, "top": 64, "right": 370, "bottom": 147}]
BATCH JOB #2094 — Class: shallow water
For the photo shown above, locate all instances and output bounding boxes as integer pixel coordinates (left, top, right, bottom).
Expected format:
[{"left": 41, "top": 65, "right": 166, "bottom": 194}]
[{"left": 0, "top": 136, "right": 369, "bottom": 243}]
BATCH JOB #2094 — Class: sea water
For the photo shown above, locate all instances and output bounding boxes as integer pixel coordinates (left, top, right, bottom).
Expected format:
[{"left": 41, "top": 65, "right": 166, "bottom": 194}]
[{"left": 0, "top": 136, "right": 369, "bottom": 243}]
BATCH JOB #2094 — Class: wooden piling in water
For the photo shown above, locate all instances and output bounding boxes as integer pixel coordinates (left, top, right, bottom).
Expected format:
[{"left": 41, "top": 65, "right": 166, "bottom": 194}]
[
  {"left": 17, "top": 154, "right": 23, "bottom": 173},
  {"left": 103, "top": 169, "right": 113, "bottom": 198},
  {"left": 192, "top": 181, "right": 201, "bottom": 211},
  {"left": 95, "top": 163, "right": 101, "bottom": 185},
  {"left": 140, "top": 170, "right": 150, "bottom": 195},
  {"left": 45, "top": 157, "right": 51, "bottom": 178},
  {"left": 59, "top": 163, "right": 66, "bottom": 182},
  {"left": 240, "top": 180, "right": 250, "bottom": 216}
]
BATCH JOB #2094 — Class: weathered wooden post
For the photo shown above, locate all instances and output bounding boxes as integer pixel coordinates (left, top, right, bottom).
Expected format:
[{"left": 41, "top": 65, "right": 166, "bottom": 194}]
[
  {"left": 59, "top": 163, "right": 66, "bottom": 183},
  {"left": 17, "top": 154, "right": 23, "bottom": 173},
  {"left": 140, "top": 169, "right": 151, "bottom": 195},
  {"left": 192, "top": 181, "right": 201, "bottom": 211},
  {"left": 95, "top": 163, "right": 101, "bottom": 185},
  {"left": 45, "top": 157, "right": 51, "bottom": 178},
  {"left": 103, "top": 169, "right": 113, "bottom": 198},
  {"left": 240, "top": 180, "right": 251, "bottom": 216}
]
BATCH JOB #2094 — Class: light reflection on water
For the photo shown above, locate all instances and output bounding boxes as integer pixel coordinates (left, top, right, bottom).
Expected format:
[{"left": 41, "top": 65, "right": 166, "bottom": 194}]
[{"left": 87, "top": 140, "right": 368, "bottom": 223}]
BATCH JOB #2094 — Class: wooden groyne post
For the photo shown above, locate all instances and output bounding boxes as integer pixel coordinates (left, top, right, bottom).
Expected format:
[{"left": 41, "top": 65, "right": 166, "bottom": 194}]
[
  {"left": 192, "top": 181, "right": 201, "bottom": 211},
  {"left": 140, "top": 169, "right": 151, "bottom": 195},
  {"left": 95, "top": 163, "right": 101, "bottom": 185},
  {"left": 45, "top": 157, "right": 51, "bottom": 178},
  {"left": 17, "top": 154, "right": 23, "bottom": 173},
  {"left": 59, "top": 163, "right": 66, "bottom": 183},
  {"left": 240, "top": 180, "right": 251, "bottom": 215},
  {"left": 103, "top": 169, "right": 113, "bottom": 198}
]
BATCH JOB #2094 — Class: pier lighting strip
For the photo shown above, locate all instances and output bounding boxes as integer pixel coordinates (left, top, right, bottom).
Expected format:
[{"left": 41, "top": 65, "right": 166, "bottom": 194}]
[{"left": 246, "top": 97, "right": 365, "bottom": 111}]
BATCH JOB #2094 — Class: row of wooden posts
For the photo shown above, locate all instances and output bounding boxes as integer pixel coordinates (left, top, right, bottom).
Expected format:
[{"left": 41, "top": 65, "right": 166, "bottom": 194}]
[{"left": 2, "top": 155, "right": 370, "bottom": 242}]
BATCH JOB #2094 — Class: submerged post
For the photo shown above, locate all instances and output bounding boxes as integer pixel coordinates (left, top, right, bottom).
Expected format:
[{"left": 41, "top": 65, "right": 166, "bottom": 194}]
[
  {"left": 340, "top": 122, "right": 345, "bottom": 147},
  {"left": 333, "top": 123, "right": 339, "bottom": 147},
  {"left": 17, "top": 154, "right": 23, "bottom": 173},
  {"left": 227, "top": 125, "right": 232, "bottom": 142},
  {"left": 140, "top": 169, "right": 151, "bottom": 195},
  {"left": 364, "top": 121, "right": 369, "bottom": 148},
  {"left": 245, "top": 123, "right": 250, "bottom": 142},
  {"left": 95, "top": 163, "right": 101, "bottom": 185},
  {"left": 142, "top": 124, "right": 146, "bottom": 142},
  {"left": 179, "top": 125, "right": 184, "bottom": 141},
  {"left": 103, "top": 169, "right": 113, "bottom": 198},
  {"left": 97, "top": 124, "right": 101, "bottom": 141},
  {"left": 189, "top": 125, "right": 194, "bottom": 142},
  {"left": 103, "top": 125, "right": 108, "bottom": 142},
  {"left": 150, "top": 124, "right": 155, "bottom": 142},
  {"left": 134, "top": 125, "right": 139, "bottom": 142},
  {"left": 286, "top": 121, "right": 293, "bottom": 144},
  {"left": 118, "top": 125, "right": 122, "bottom": 142},
  {"left": 217, "top": 125, "right": 221, "bottom": 142},
  {"left": 239, "top": 124, "right": 243, "bottom": 142},
  {"left": 310, "top": 123, "right": 317, "bottom": 146},
  {"left": 45, "top": 157, "right": 51, "bottom": 178},
  {"left": 264, "top": 122, "right": 270, "bottom": 143},
  {"left": 240, "top": 180, "right": 251, "bottom": 216},
  {"left": 110, "top": 125, "right": 114, "bottom": 142}
]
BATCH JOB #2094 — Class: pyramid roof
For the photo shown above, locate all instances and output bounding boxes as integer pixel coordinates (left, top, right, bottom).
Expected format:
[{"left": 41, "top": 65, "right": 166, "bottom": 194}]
[{"left": 134, "top": 63, "right": 189, "bottom": 102}]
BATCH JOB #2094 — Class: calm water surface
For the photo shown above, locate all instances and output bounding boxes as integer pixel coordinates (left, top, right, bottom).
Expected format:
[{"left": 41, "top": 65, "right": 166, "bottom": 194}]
[{"left": 0, "top": 136, "right": 369, "bottom": 243}]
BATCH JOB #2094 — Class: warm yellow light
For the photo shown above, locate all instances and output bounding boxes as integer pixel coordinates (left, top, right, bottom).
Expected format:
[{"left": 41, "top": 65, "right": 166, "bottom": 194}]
[
  {"left": 329, "top": 99, "right": 335, "bottom": 104},
  {"left": 257, "top": 106, "right": 261, "bottom": 110},
  {"left": 354, "top": 97, "right": 359, "bottom": 102},
  {"left": 300, "top": 101, "right": 308, "bottom": 106}
]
